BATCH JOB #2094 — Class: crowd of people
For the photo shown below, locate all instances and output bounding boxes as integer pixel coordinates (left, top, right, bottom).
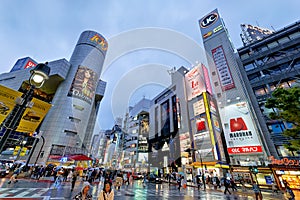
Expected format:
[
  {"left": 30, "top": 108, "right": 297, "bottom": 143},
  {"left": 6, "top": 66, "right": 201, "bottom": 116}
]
[{"left": 3, "top": 162, "right": 296, "bottom": 200}]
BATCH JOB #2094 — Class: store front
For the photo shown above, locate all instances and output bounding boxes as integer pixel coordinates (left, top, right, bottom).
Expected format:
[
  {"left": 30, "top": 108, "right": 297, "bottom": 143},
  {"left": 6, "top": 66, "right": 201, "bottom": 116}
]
[
  {"left": 231, "top": 166, "right": 274, "bottom": 189},
  {"left": 269, "top": 156, "right": 300, "bottom": 190}
]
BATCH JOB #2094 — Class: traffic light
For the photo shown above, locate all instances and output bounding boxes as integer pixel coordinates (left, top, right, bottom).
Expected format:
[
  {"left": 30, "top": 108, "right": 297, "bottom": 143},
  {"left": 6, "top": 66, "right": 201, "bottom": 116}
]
[
  {"left": 249, "top": 166, "right": 259, "bottom": 174},
  {"left": 252, "top": 167, "right": 259, "bottom": 174}
]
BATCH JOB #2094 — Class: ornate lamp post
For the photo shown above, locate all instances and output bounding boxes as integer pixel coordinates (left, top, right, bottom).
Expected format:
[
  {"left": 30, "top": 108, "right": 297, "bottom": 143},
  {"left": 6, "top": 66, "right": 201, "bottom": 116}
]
[{"left": 0, "top": 63, "right": 50, "bottom": 154}]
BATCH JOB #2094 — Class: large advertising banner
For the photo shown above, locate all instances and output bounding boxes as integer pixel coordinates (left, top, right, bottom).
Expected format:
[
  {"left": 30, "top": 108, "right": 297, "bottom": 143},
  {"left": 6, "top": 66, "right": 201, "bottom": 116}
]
[
  {"left": 17, "top": 97, "right": 52, "bottom": 133},
  {"left": 0, "top": 85, "right": 22, "bottom": 124},
  {"left": 0, "top": 85, "right": 51, "bottom": 133},
  {"left": 68, "top": 65, "right": 98, "bottom": 105},
  {"left": 185, "top": 64, "right": 206, "bottom": 101},
  {"left": 211, "top": 46, "right": 235, "bottom": 91},
  {"left": 223, "top": 102, "right": 263, "bottom": 154}
]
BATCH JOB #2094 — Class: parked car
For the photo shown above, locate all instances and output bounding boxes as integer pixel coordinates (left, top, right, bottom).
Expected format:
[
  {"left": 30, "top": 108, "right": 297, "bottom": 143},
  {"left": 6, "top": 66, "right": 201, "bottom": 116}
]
[
  {"left": 132, "top": 172, "right": 143, "bottom": 180},
  {"left": 0, "top": 165, "right": 9, "bottom": 177},
  {"left": 149, "top": 173, "right": 162, "bottom": 184}
]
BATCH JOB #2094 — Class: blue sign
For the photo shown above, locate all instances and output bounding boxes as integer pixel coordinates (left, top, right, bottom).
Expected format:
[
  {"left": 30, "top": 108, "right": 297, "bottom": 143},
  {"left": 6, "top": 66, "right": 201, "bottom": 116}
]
[{"left": 265, "top": 176, "right": 273, "bottom": 185}]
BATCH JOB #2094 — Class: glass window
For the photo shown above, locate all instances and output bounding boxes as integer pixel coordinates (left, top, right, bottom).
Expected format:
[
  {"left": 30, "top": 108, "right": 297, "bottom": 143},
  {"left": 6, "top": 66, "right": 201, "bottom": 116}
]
[
  {"left": 244, "top": 63, "right": 255, "bottom": 71},
  {"left": 267, "top": 41, "right": 278, "bottom": 49},
  {"left": 240, "top": 53, "right": 250, "bottom": 60},
  {"left": 254, "top": 88, "right": 266, "bottom": 96},
  {"left": 289, "top": 32, "right": 300, "bottom": 40},
  {"left": 278, "top": 37, "right": 290, "bottom": 44}
]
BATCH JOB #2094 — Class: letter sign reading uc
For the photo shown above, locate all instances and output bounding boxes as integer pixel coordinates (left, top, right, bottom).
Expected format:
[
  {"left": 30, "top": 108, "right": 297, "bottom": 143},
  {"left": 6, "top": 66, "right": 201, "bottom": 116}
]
[{"left": 200, "top": 13, "right": 218, "bottom": 28}]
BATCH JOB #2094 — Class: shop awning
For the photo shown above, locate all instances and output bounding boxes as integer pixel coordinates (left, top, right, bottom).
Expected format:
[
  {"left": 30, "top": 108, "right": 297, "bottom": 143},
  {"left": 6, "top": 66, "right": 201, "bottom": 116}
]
[
  {"left": 48, "top": 154, "right": 92, "bottom": 161},
  {"left": 68, "top": 154, "right": 92, "bottom": 161}
]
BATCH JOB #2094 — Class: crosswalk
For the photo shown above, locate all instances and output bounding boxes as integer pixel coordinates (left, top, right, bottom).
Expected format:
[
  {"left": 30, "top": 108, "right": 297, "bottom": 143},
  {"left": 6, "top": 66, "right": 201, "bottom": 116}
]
[{"left": 0, "top": 188, "right": 49, "bottom": 199}]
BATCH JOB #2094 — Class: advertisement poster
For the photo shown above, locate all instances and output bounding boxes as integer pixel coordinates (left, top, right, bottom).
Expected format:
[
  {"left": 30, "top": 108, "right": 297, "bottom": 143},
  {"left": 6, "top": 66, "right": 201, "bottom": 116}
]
[
  {"left": 17, "top": 97, "right": 52, "bottom": 133},
  {"left": 223, "top": 102, "right": 263, "bottom": 154},
  {"left": 211, "top": 46, "right": 235, "bottom": 91},
  {"left": 68, "top": 65, "right": 98, "bottom": 104},
  {"left": 185, "top": 65, "right": 206, "bottom": 101},
  {"left": 0, "top": 85, "right": 22, "bottom": 124}
]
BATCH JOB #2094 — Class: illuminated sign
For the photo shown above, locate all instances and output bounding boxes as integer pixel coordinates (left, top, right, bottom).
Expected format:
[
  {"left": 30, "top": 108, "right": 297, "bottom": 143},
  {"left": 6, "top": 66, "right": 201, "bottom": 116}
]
[
  {"left": 90, "top": 34, "right": 108, "bottom": 51},
  {"left": 203, "top": 31, "right": 212, "bottom": 39},
  {"left": 68, "top": 65, "right": 98, "bottom": 105},
  {"left": 24, "top": 60, "right": 36, "bottom": 69},
  {"left": 60, "top": 157, "right": 68, "bottom": 163},
  {"left": 213, "top": 25, "right": 223, "bottom": 33},
  {"left": 212, "top": 46, "right": 235, "bottom": 91},
  {"left": 223, "top": 102, "right": 263, "bottom": 155},
  {"left": 200, "top": 12, "right": 218, "bottom": 28},
  {"left": 228, "top": 146, "right": 262, "bottom": 154},
  {"left": 185, "top": 64, "right": 206, "bottom": 100},
  {"left": 269, "top": 156, "right": 300, "bottom": 166}
]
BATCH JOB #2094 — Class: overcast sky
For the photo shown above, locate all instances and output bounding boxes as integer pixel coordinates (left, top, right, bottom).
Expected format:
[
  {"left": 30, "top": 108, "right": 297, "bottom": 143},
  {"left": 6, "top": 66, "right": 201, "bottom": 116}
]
[{"left": 0, "top": 0, "right": 299, "bottom": 130}]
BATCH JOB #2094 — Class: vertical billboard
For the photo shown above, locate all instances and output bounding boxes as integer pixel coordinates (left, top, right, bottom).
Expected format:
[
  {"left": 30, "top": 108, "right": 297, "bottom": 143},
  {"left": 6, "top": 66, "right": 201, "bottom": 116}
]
[
  {"left": 68, "top": 65, "right": 98, "bottom": 104},
  {"left": 161, "top": 100, "right": 170, "bottom": 137},
  {"left": 211, "top": 46, "right": 235, "bottom": 91},
  {"left": 223, "top": 102, "right": 263, "bottom": 154},
  {"left": 202, "top": 64, "right": 213, "bottom": 95},
  {"left": 185, "top": 64, "right": 206, "bottom": 101}
]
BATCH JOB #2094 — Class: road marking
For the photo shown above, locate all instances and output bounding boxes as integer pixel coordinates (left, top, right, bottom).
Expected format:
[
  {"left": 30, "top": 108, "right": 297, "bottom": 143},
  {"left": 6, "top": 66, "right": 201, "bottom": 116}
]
[{"left": 0, "top": 188, "right": 48, "bottom": 198}]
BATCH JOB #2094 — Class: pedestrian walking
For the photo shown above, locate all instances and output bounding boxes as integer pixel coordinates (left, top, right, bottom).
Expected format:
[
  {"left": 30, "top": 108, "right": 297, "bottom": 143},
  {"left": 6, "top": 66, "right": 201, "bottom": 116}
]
[
  {"left": 8, "top": 167, "right": 21, "bottom": 184},
  {"left": 177, "top": 174, "right": 182, "bottom": 190},
  {"left": 115, "top": 175, "right": 123, "bottom": 190},
  {"left": 98, "top": 181, "right": 114, "bottom": 200},
  {"left": 252, "top": 181, "right": 262, "bottom": 200},
  {"left": 272, "top": 181, "right": 278, "bottom": 195},
  {"left": 71, "top": 172, "right": 78, "bottom": 192},
  {"left": 73, "top": 181, "right": 92, "bottom": 200},
  {"left": 284, "top": 185, "right": 295, "bottom": 200},
  {"left": 142, "top": 173, "right": 147, "bottom": 187},
  {"left": 196, "top": 175, "right": 202, "bottom": 191},
  {"left": 230, "top": 178, "right": 237, "bottom": 191},
  {"left": 53, "top": 173, "right": 63, "bottom": 189},
  {"left": 224, "top": 177, "right": 231, "bottom": 195},
  {"left": 202, "top": 173, "right": 206, "bottom": 190}
]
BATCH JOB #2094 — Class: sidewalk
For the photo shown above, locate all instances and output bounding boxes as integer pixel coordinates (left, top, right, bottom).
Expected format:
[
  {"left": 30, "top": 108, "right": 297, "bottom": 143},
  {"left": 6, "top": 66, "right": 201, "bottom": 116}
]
[{"left": 163, "top": 179, "right": 287, "bottom": 199}]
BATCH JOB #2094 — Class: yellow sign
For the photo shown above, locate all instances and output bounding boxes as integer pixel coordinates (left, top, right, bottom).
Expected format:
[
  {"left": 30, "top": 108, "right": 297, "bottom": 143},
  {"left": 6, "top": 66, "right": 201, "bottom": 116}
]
[
  {"left": 19, "top": 147, "right": 27, "bottom": 157},
  {"left": 13, "top": 146, "right": 21, "bottom": 156},
  {"left": 0, "top": 85, "right": 22, "bottom": 124},
  {"left": 0, "top": 85, "right": 52, "bottom": 133},
  {"left": 17, "top": 98, "right": 52, "bottom": 133}
]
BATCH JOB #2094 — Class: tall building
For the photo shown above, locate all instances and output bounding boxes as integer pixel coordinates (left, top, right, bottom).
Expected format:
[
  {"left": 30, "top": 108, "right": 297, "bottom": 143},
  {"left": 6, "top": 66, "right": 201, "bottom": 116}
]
[
  {"left": 199, "top": 9, "right": 274, "bottom": 167},
  {"left": 0, "top": 30, "right": 108, "bottom": 166},
  {"left": 237, "top": 21, "right": 300, "bottom": 159},
  {"left": 123, "top": 98, "right": 150, "bottom": 173}
]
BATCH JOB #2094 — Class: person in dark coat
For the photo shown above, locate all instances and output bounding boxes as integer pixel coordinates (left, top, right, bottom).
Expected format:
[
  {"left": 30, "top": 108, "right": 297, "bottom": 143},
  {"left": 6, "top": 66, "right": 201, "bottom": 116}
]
[
  {"left": 71, "top": 172, "right": 78, "bottom": 192},
  {"left": 224, "top": 177, "right": 231, "bottom": 195}
]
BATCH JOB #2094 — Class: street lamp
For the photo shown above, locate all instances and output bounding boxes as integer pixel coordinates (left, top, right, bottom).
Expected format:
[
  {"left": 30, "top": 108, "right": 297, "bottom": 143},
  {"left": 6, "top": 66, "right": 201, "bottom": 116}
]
[{"left": 0, "top": 63, "right": 50, "bottom": 154}]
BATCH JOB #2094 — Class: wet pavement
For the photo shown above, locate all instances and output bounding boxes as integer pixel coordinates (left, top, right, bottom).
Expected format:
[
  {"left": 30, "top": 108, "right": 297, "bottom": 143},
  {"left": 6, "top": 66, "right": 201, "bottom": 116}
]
[{"left": 0, "top": 176, "right": 298, "bottom": 199}]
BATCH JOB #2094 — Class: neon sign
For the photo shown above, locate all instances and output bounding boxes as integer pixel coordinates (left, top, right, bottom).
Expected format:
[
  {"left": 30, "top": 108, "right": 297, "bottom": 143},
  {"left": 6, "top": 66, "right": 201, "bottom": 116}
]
[
  {"left": 90, "top": 34, "right": 108, "bottom": 51},
  {"left": 269, "top": 156, "right": 300, "bottom": 166}
]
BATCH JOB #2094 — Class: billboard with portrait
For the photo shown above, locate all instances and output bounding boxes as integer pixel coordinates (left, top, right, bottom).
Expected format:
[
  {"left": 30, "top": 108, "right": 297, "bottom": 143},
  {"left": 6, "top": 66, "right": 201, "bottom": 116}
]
[{"left": 68, "top": 65, "right": 98, "bottom": 104}]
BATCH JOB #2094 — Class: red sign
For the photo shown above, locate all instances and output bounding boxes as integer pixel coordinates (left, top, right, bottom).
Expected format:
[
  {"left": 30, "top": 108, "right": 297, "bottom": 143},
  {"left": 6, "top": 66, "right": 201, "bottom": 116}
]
[
  {"left": 230, "top": 117, "right": 248, "bottom": 132},
  {"left": 228, "top": 146, "right": 262, "bottom": 154},
  {"left": 24, "top": 60, "right": 36, "bottom": 69}
]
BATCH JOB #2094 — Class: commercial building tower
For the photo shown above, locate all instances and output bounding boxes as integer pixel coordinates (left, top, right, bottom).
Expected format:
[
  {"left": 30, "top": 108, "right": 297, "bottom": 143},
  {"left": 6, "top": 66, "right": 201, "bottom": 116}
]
[
  {"left": 0, "top": 31, "right": 108, "bottom": 165},
  {"left": 198, "top": 9, "right": 275, "bottom": 167}
]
